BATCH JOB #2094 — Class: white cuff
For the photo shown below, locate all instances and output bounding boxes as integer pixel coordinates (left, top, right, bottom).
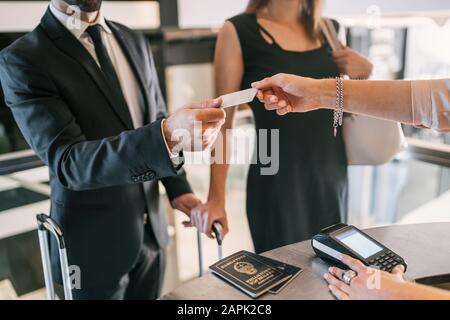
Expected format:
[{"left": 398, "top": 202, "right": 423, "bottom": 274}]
[
  {"left": 411, "top": 79, "right": 450, "bottom": 131},
  {"left": 161, "top": 119, "right": 181, "bottom": 165}
]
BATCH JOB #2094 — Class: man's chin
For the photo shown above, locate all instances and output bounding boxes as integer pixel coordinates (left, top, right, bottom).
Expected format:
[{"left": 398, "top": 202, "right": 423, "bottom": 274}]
[{"left": 65, "top": 0, "right": 102, "bottom": 12}]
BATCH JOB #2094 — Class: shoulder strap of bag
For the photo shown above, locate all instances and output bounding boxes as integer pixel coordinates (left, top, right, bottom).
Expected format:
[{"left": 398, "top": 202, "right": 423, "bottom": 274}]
[{"left": 319, "top": 18, "right": 342, "bottom": 52}]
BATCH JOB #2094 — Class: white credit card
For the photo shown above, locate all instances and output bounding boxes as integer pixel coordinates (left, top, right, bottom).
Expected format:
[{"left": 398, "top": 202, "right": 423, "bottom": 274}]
[{"left": 219, "top": 88, "right": 257, "bottom": 108}]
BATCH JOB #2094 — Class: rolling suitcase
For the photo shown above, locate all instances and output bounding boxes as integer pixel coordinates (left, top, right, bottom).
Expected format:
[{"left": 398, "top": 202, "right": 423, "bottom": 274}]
[
  {"left": 37, "top": 213, "right": 224, "bottom": 297},
  {"left": 36, "top": 213, "right": 73, "bottom": 300},
  {"left": 197, "top": 222, "right": 223, "bottom": 277}
]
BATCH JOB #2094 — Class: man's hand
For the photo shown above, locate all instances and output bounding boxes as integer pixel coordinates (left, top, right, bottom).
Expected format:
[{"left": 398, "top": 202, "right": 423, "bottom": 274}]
[
  {"left": 252, "top": 74, "right": 330, "bottom": 115},
  {"left": 163, "top": 99, "right": 226, "bottom": 153},
  {"left": 171, "top": 193, "right": 202, "bottom": 216},
  {"left": 183, "top": 199, "right": 229, "bottom": 239},
  {"left": 333, "top": 47, "right": 373, "bottom": 79}
]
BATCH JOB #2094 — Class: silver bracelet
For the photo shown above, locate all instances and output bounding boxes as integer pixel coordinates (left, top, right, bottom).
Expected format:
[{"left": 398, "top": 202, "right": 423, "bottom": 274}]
[{"left": 333, "top": 76, "right": 344, "bottom": 137}]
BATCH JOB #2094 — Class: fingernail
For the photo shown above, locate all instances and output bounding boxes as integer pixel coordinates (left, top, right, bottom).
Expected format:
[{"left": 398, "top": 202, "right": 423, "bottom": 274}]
[
  {"left": 269, "top": 96, "right": 277, "bottom": 103},
  {"left": 323, "top": 273, "right": 329, "bottom": 279},
  {"left": 213, "top": 98, "right": 221, "bottom": 105},
  {"left": 339, "top": 254, "right": 344, "bottom": 261},
  {"left": 328, "top": 267, "right": 333, "bottom": 273},
  {"left": 251, "top": 81, "right": 259, "bottom": 87}
]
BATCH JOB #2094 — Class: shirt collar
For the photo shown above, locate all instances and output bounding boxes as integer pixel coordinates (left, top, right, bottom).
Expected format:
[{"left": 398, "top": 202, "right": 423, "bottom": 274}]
[{"left": 49, "top": 3, "right": 112, "bottom": 39}]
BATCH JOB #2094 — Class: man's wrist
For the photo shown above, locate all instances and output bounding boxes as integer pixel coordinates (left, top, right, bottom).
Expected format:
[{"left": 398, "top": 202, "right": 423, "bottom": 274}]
[{"left": 161, "top": 119, "right": 180, "bottom": 158}]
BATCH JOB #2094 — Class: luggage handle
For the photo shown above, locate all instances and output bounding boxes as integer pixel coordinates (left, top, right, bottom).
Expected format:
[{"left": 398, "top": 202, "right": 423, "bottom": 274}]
[
  {"left": 197, "top": 222, "right": 223, "bottom": 277},
  {"left": 36, "top": 214, "right": 73, "bottom": 300}
]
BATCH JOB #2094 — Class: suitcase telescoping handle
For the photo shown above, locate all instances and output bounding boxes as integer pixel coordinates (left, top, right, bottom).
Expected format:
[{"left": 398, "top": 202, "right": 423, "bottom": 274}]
[
  {"left": 197, "top": 222, "right": 223, "bottom": 277},
  {"left": 36, "top": 214, "right": 73, "bottom": 300}
]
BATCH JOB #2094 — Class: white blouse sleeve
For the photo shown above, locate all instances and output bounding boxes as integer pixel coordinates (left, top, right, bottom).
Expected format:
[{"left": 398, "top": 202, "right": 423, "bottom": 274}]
[{"left": 411, "top": 79, "right": 450, "bottom": 132}]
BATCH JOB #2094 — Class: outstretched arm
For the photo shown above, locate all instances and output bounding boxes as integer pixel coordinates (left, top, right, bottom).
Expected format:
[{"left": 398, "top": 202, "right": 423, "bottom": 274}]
[
  {"left": 252, "top": 74, "right": 450, "bottom": 132},
  {"left": 0, "top": 50, "right": 225, "bottom": 191}
]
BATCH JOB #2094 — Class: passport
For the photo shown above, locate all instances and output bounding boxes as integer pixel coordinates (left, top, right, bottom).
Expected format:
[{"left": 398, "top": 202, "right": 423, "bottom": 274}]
[
  {"left": 257, "top": 255, "right": 303, "bottom": 294},
  {"left": 209, "top": 250, "right": 299, "bottom": 298}
]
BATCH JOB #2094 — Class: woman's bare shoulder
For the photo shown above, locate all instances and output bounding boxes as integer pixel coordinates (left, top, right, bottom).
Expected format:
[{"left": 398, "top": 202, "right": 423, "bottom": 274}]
[{"left": 216, "top": 21, "right": 241, "bottom": 51}]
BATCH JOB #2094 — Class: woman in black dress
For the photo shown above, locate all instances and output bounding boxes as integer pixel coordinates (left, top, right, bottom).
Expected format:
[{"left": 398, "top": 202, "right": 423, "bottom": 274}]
[{"left": 191, "top": 0, "right": 373, "bottom": 253}]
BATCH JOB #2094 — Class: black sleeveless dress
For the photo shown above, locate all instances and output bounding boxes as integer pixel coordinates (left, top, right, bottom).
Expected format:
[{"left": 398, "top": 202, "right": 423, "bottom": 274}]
[{"left": 228, "top": 14, "right": 348, "bottom": 253}]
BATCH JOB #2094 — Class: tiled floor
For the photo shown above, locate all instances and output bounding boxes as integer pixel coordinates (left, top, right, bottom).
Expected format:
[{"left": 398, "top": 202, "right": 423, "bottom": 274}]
[{"left": 0, "top": 280, "right": 17, "bottom": 299}]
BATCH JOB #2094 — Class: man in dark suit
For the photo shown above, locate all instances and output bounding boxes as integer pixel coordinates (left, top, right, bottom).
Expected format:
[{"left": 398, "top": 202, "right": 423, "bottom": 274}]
[{"left": 0, "top": 0, "right": 225, "bottom": 299}]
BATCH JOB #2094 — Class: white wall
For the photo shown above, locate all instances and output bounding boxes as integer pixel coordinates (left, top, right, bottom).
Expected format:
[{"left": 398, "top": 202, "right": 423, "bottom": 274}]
[
  {"left": 2, "top": 0, "right": 449, "bottom": 32},
  {"left": 0, "top": 1, "right": 160, "bottom": 32},
  {"left": 177, "top": 0, "right": 450, "bottom": 29},
  {"left": 178, "top": 0, "right": 247, "bottom": 28},
  {"left": 323, "top": 0, "right": 450, "bottom": 17}
]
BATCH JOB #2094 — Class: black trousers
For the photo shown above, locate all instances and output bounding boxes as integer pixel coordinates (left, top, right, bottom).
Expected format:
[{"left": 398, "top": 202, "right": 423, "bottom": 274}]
[{"left": 61, "top": 230, "right": 165, "bottom": 300}]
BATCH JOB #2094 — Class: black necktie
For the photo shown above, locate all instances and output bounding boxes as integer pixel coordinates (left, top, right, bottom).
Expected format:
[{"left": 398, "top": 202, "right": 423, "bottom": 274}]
[{"left": 86, "top": 25, "right": 132, "bottom": 125}]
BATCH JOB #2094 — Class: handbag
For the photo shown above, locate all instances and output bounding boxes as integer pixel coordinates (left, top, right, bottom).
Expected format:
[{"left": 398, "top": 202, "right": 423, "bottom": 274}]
[{"left": 320, "top": 18, "right": 406, "bottom": 165}]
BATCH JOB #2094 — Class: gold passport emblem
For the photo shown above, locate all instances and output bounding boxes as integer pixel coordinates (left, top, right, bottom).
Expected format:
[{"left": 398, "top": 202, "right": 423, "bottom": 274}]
[{"left": 234, "top": 262, "right": 257, "bottom": 275}]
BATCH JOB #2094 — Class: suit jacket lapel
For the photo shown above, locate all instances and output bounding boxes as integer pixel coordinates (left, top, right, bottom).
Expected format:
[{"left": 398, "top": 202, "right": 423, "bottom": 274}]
[
  {"left": 40, "top": 8, "right": 134, "bottom": 130},
  {"left": 107, "top": 22, "right": 150, "bottom": 124}
]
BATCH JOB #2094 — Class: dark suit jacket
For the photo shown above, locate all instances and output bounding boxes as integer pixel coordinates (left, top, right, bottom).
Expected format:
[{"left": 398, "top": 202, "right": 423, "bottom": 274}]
[{"left": 0, "top": 8, "right": 191, "bottom": 290}]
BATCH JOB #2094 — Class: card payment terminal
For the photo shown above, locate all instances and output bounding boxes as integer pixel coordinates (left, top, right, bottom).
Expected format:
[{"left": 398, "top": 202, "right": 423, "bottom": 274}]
[{"left": 311, "top": 223, "right": 407, "bottom": 272}]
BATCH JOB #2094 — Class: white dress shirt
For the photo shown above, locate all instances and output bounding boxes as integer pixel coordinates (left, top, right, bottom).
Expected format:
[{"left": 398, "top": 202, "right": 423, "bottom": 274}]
[
  {"left": 50, "top": 4, "right": 143, "bottom": 128},
  {"left": 49, "top": 4, "right": 178, "bottom": 159}
]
